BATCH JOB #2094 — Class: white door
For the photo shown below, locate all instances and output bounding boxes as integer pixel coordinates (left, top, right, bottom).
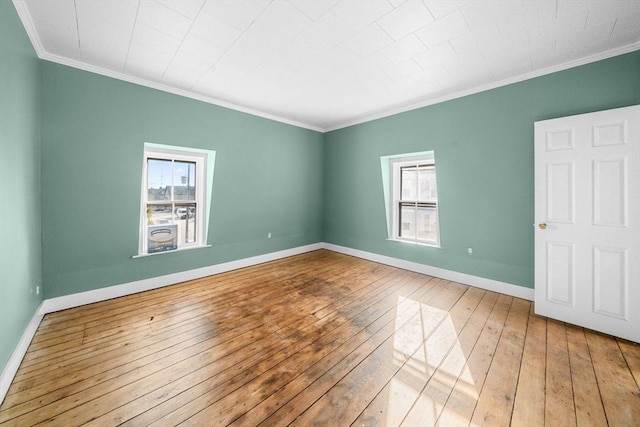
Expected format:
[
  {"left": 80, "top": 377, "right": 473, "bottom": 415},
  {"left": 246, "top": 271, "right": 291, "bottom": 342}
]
[{"left": 534, "top": 105, "right": 640, "bottom": 343}]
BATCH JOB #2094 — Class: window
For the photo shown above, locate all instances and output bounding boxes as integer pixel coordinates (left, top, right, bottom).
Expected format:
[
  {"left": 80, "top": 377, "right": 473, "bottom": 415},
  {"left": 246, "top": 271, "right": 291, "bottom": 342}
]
[
  {"left": 389, "top": 153, "right": 440, "bottom": 246},
  {"left": 138, "top": 144, "right": 214, "bottom": 255}
]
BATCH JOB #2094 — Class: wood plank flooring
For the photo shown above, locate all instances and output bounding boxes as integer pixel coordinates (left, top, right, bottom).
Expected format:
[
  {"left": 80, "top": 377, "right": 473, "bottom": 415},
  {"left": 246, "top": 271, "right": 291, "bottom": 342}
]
[{"left": 1, "top": 249, "right": 639, "bottom": 426}]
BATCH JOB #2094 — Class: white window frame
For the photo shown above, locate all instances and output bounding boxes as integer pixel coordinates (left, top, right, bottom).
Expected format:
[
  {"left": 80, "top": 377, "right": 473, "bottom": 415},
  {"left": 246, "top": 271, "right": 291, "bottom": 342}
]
[
  {"left": 137, "top": 145, "right": 208, "bottom": 256},
  {"left": 389, "top": 152, "right": 440, "bottom": 247}
]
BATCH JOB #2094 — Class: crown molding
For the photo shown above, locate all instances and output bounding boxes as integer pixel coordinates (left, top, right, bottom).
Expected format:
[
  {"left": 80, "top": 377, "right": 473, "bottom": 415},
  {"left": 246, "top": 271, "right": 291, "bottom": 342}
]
[
  {"left": 11, "top": 1, "right": 324, "bottom": 132},
  {"left": 12, "top": 0, "right": 640, "bottom": 134},
  {"left": 12, "top": 0, "right": 44, "bottom": 56},
  {"left": 40, "top": 50, "right": 326, "bottom": 132},
  {"left": 324, "top": 42, "right": 640, "bottom": 132}
]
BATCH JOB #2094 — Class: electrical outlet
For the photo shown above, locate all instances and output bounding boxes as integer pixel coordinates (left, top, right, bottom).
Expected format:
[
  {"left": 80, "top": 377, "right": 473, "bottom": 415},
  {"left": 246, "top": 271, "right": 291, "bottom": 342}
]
[
  {"left": 36, "top": 286, "right": 40, "bottom": 295},
  {"left": 268, "top": 232, "right": 272, "bottom": 239},
  {"left": 467, "top": 247, "right": 473, "bottom": 255}
]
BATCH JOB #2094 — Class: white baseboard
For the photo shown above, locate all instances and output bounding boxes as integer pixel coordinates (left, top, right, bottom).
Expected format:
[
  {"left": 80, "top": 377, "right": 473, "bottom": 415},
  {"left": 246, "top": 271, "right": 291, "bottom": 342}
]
[
  {"left": 0, "top": 301, "right": 46, "bottom": 404},
  {"left": 322, "top": 243, "right": 535, "bottom": 301},
  {"left": 1, "top": 241, "right": 533, "bottom": 405},
  {"left": 44, "top": 243, "right": 323, "bottom": 313},
  {"left": 0, "top": 243, "right": 321, "bottom": 405}
]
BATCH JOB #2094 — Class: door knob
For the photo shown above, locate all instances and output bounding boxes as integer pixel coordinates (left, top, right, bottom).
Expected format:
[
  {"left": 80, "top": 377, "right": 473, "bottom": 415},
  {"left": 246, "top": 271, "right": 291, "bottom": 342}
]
[{"left": 538, "top": 223, "right": 547, "bottom": 230}]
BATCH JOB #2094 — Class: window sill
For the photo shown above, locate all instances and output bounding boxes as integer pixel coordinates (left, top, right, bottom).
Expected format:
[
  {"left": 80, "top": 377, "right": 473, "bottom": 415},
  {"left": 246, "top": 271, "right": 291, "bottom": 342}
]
[
  {"left": 386, "top": 238, "right": 440, "bottom": 249},
  {"left": 132, "top": 244, "right": 211, "bottom": 259}
]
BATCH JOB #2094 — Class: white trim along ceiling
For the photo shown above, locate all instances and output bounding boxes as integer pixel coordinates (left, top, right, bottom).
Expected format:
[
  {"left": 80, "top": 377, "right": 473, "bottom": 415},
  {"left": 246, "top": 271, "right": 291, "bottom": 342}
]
[{"left": 13, "top": 0, "right": 640, "bottom": 132}]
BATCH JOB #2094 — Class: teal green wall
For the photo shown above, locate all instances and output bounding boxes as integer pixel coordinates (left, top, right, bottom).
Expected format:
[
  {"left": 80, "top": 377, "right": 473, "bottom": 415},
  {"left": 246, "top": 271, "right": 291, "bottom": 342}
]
[
  {"left": 0, "top": 2, "right": 43, "bottom": 372},
  {"left": 323, "top": 51, "right": 640, "bottom": 288},
  {"left": 40, "top": 63, "right": 324, "bottom": 298},
  {"left": 3, "top": 0, "right": 640, "bottom": 383}
]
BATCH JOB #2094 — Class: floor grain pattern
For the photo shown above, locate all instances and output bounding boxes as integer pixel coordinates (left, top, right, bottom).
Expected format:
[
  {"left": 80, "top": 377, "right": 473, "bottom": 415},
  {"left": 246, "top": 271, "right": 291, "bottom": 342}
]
[{"left": 1, "top": 250, "right": 638, "bottom": 426}]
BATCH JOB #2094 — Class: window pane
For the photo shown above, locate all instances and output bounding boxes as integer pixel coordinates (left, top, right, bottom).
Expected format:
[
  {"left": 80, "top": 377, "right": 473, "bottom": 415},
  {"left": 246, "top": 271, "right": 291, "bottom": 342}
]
[
  {"left": 400, "top": 205, "right": 416, "bottom": 239},
  {"left": 147, "top": 159, "right": 172, "bottom": 201},
  {"left": 401, "top": 167, "right": 417, "bottom": 200},
  {"left": 418, "top": 167, "right": 437, "bottom": 202},
  {"left": 145, "top": 204, "right": 172, "bottom": 225},
  {"left": 416, "top": 207, "right": 438, "bottom": 242},
  {"left": 175, "top": 203, "right": 197, "bottom": 244},
  {"left": 173, "top": 161, "right": 196, "bottom": 201}
]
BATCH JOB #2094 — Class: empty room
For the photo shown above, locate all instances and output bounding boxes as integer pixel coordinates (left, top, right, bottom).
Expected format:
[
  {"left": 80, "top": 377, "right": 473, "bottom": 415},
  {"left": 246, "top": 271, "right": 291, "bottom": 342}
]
[{"left": 1, "top": 0, "right": 639, "bottom": 425}]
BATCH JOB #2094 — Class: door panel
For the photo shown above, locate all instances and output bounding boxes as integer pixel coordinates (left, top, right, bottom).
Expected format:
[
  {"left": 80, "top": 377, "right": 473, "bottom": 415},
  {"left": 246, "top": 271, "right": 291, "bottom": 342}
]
[
  {"left": 546, "top": 162, "right": 575, "bottom": 223},
  {"left": 593, "top": 158, "right": 626, "bottom": 226},
  {"left": 593, "top": 246, "right": 627, "bottom": 319},
  {"left": 546, "top": 241, "right": 574, "bottom": 306},
  {"left": 535, "top": 105, "right": 640, "bottom": 343}
]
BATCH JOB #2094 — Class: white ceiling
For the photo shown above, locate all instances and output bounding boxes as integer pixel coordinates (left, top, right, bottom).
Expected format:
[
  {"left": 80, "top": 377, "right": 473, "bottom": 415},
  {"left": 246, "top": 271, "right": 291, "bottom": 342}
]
[{"left": 13, "top": 0, "right": 640, "bottom": 131}]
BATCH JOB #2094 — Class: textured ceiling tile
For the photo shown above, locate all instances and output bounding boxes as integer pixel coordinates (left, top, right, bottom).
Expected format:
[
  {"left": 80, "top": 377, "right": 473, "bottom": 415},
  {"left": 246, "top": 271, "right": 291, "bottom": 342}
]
[
  {"left": 155, "top": 0, "right": 205, "bottom": 20},
  {"left": 288, "top": 0, "right": 338, "bottom": 21},
  {"left": 136, "top": 0, "right": 193, "bottom": 40},
  {"left": 587, "top": 0, "right": 640, "bottom": 26},
  {"left": 520, "top": 0, "right": 556, "bottom": 29},
  {"left": 376, "top": 0, "right": 434, "bottom": 41},
  {"left": 78, "top": 22, "right": 130, "bottom": 71},
  {"left": 384, "top": 59, "right": 424, "bottom": 80},
  {"left": 237, "top": 1, "right": 312, "bottom": 51},
  {"left": 555, "top": 19, "right": 617, "bottom": 53},
  {"left": 201, "top": 0, "right": 270, "bottom": 31},
  {"left": 457, "top": 1, "right": 498, "bottom": 29},
  {"left": 580, "top": 28, "right": 640, "bottom": 54},
  {"left": 36, "top": 28, "right": 81, "bottom": 59},
  {"left": 530, "top": 48, "right": 584, "bottom": 70},
  {"left": 411, "top": 63, "right": 449, "bottom": 87},
  {"left": 388, "top": 0, "right": 408, "bottom": 7},
  {"left": 25, "top": 0, "right": 78, "bottom": 56},
  {"left": 380, "top": 34, "right": 428, "bottom": 63},
  {"left": 416, "top": 10, "right": 469, "bottom": 48},
  {"left": 497, "top": 22, "right": 530, "bottom": 51},
  {"left": 472, "top": 24, "right": 503, "bottom": 57},
  {"left": 18, "top": 0, "right": 640, "bottom": 129},
  {"left": 179, "top": 34, "right": 226, "bottom": 63},
  {"left": 460, "top": 0, "right": 523, "bottom": 31},
  {"left": 163, "top": 50, "right": 215, "bottom": 86},
  {"left": 315, "top": 47, "right": 361, "bottom": 75},
  {"left": 441, "top": 57, "right": 493, "bottom": 88},
  {"left": 448, "top": 31, "right": 479, "bottom": 59},
  {"left": 131, "top": 23, "right": 182, "bottom": 56},
  {"left": 275, "top": 39, "right": 317, "bottom": 72},
  {"left": 413, "top": 42, "right": 458, "bottom": 68},
  {"left": 611, "top": 12, "right": 640, "bottom": 38},
  {"left": 25, "top": 0, "right": 76, "bottom": 34},
  {"left": 254, "top": 61, "right": 299, "bottom": 87},
  {"left": 554, "top": 1, "right": 590, "bottom": 36},
  {"left": 527, "top": 26, "right": 556, "bottom": 51},
  {"left": 358, "top": 52, "right": 395, "bottom": 74},
  {"left": 195, "top": 62, "right": 249, "bottom": 93},
  {"left": 216, "top": 42, "right": 274, "bottom": 72},
  {"left": 341, "top": 23, "right": 395, "bottom": 57},
  {"left": 190, "top": 11, "right": 243, "bottom": 48},
  {"left": 81, "top": 48, "right": 127, "bottom": 73},
  {"left": 423, "top": 1, "right": 470, "bottom": 19},
  {"left": 330, "top": 0, "right": 393, "bottom": 32},
  {"left": 125, "top": 43, "right": 173, "bottom": 80},
  {"left": 75, "top": 0, "right": 137, "bottom": 32},
  {"left": 292, "top": 11, "right": 359, "bottom": 53}
]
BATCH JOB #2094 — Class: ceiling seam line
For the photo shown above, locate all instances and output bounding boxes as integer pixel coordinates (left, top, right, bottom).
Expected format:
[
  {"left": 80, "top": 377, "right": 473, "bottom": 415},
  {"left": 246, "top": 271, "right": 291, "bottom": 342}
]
[
  {"left": 73, "top": 0, "right": 81, "bottom": 51},
  {"left": 122, "top": 0, "right": 141, "bottom": 74}
]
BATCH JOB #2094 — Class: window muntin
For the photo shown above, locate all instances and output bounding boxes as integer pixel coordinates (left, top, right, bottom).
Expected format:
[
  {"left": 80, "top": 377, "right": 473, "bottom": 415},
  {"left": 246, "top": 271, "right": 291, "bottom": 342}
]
[
  {"left": 391, "top": 154, "right": 440, "bottom": 246},
  {"left": 139, "top": 146, "right": 207, "bottom": 255}
]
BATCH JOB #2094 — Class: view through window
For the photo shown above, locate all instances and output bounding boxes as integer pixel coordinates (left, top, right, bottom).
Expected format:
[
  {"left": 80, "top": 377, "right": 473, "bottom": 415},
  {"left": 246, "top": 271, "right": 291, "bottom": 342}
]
[
  {"left": 139, "top": 145, "right": 208, "bottom": 255},
  {"left": 390, "top": 153, "right": 440, "bottom": 246}
]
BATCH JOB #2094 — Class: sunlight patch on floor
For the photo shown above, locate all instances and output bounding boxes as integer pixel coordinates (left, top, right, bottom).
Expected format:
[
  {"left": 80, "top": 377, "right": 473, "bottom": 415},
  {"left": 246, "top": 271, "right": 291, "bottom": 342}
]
[{"left": 386, "top": 296, "right": 477, "bottom": 426}]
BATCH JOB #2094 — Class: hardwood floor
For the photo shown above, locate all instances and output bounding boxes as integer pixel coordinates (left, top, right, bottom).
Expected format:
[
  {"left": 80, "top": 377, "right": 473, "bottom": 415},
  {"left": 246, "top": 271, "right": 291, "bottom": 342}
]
[{"left": 1, "top": 249, "right": 639, "bottom": 426}]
